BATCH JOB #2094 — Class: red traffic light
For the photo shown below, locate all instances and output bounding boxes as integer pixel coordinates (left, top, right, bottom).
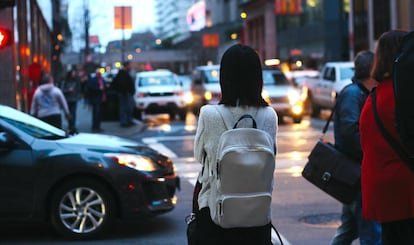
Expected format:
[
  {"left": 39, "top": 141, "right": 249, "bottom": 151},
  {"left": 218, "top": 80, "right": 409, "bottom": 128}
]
[{"left": 0, "top": 28, "right": 12, "bottom": 49}]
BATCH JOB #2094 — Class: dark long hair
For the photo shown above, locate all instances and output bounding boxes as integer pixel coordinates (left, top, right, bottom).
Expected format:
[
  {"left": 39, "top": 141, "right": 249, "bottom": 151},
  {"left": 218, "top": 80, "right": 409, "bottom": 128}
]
[
  {"left": 219, "top": 44, "right": 268, "bottom": 107},
  {"left": 371, "top": 30, "right": 407, "bottom": 82}
]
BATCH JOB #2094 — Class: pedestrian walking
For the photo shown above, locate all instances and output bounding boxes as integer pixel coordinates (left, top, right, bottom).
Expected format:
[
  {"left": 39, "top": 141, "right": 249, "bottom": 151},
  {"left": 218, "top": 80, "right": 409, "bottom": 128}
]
[
  {"left": 330, "top": 51, "right": 382, "bottom": 245},
  {"left": 61, "top": 69, "right": 81, "bottom": 133},
  {"left": 359, "top": 30, "right": 414, "bottom": 245},
  {"left": 30, "top": 73, "right": 70, "bottom": 129},
  {"left": 87, "top": 69, "right": 106, "bottom": 133},
  {"left": 112, "top": 61, "right": 136, "bottom": 127},
  {"left": 193, "top": 44, "right": 278, "bottom": 245}
]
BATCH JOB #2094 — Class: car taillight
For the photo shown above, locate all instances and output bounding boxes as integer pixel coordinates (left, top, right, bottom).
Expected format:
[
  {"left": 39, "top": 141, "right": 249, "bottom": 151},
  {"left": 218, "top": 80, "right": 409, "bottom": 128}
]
[{"left": 174, "top": 91, "right": 184, "bottom": 96}]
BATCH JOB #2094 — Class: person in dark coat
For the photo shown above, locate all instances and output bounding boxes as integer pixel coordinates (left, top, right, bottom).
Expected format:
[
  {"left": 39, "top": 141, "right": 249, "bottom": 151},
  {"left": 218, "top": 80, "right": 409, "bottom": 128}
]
[
  {"left": 330, "top": 51, "right": 382, "bottom": 245},
  {"left": 112, "top": 61, "right": 136, "bottom": 127},
  {"left": 61, "top": 69, "right": 81, "bottom": 133},
  {"left": 87, "top": 69, "right": 106, "bottom": 132}
]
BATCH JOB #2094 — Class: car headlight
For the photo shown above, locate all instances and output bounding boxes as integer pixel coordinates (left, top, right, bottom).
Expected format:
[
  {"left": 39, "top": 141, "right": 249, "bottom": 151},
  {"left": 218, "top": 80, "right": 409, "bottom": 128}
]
[
  {"left": 204, "top": 91, "right": 213, "bottom": 101},
  {"left": 288, "top": 90, "right": 301, "bottom": 105},
  {"left": 261, "top": 90, "right": 271, "bottom": 104},
  {"left": 184, "top": 91, "right": 194, "bottom": 104},
  {"left": 105, "top": 153, "right": 157, "bottom": 171}
]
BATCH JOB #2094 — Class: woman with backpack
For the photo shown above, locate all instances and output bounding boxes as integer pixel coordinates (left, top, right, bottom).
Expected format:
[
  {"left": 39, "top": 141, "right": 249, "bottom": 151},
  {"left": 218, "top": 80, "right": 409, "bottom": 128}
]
[{"left": 193, "top": 44, "right": 278, "bottom": 245}]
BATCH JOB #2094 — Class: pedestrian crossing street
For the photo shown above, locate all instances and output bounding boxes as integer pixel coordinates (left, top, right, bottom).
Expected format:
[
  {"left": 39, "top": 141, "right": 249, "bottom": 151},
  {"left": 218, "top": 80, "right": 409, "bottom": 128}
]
[
  {"left": 143, "top": 135, "right": 308, "bottom": 187},
  {"left": 143, "top": 135, "right": 296, "bottom": 245}
]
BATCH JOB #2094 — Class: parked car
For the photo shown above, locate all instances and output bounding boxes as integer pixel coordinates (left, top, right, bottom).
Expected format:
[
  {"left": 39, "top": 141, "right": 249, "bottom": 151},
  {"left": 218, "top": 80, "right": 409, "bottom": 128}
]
[
  {"left": 0, "top": 104, "right": 180, "bottom": 239},
  {"left": 134, "top": 70, "right": 190, "bottom": 120},
  {"left": 190, "top": 65, "right": 221, "bottom": 116},
  {"left": 262, "top": 69, "right": 304, "bottom": 124}
]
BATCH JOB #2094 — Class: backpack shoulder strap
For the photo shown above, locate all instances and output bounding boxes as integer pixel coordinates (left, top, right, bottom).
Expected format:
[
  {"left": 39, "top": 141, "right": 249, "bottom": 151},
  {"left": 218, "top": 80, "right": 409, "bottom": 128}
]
[
  {"left": 234, "top": 114, "right": 257, "bottom": 129},
  {"left": 215, "top": 105, "right": 234, "bottom": 130}
]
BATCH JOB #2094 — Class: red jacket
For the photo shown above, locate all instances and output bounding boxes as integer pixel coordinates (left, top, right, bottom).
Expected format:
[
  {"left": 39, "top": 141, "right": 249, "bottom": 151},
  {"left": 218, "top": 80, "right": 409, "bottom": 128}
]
[{"left": 360, "top": 79, "right": 414, "bottom": 222}]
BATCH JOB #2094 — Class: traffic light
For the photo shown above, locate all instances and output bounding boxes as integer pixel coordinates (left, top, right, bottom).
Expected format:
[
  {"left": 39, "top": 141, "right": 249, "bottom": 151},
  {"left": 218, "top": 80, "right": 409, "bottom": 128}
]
[{"left": 0, "top": 28, "right": 12, "bottom": 49}]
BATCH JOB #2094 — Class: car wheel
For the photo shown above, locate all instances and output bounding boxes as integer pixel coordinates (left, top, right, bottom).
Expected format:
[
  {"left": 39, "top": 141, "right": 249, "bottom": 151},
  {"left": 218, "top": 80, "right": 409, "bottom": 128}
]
[
  {"left": 308, "top": 94, "right": 320, "bottom": 118},
  {"left": 292, "top": 116, "right": 302, "bottom": 124},
  {"left": 278, "top": 116, "right": 286, "bottom": 125},
  {"left": 169, "top": 112, "right": 176, "bottom": 121},
  {"left": 192, "top": 106, "right": 200, "bottom": 117},
  {"left": 50, "top": 178, "right": 115, "bottom": 240},
  {"left": 178, "top": 110, "right": 187, "bottom": 121},
  {"left": 133, "top": 109, "right": 143, "bottom": 120}
]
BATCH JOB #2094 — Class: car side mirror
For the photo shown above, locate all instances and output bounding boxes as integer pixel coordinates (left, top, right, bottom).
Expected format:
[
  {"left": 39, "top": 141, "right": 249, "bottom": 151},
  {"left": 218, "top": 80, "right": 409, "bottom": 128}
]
[{"left": 0, "top": 131, "right": 16, "bottom": 149}]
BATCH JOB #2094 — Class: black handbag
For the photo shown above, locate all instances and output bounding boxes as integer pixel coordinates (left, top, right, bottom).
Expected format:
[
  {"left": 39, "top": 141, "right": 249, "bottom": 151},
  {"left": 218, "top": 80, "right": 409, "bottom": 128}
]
[
  {"left": 186, "top": 175, "right": 202, "bottom": 245},
  {"left": 301, "top": 106, "right": 361, "bottom": 205}
]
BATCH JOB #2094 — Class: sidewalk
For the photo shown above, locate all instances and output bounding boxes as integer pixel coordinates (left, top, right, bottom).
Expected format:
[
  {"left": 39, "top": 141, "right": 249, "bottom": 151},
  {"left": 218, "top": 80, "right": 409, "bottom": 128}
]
[{"left": 72, "top": 101, "right": 146, "bottom": 138}]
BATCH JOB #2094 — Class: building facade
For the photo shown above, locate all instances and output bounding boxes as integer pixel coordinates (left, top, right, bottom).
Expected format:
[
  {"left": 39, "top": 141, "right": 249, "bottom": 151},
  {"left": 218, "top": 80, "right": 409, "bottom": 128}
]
[
  {"left": 0, "top": 0, "right": 55, "bottom": 110},
  {"left": 154, "top": 0, "right": 193, "bottom": 40},
  {"left": 242, "top": 0, "right": 414, "bottom": 70}
]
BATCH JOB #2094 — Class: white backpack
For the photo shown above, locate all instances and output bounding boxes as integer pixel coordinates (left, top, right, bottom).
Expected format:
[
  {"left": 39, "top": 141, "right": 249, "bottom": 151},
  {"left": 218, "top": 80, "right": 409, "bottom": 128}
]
[{"left": 208, "top": 106, "right": 276, "bottom": 228}]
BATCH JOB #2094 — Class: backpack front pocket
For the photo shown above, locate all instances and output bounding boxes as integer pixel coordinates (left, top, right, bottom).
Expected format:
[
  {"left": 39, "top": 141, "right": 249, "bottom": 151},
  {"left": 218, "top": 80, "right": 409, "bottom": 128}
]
[{"left": 216, "top": 193, "right": 271, "bottom": 228}]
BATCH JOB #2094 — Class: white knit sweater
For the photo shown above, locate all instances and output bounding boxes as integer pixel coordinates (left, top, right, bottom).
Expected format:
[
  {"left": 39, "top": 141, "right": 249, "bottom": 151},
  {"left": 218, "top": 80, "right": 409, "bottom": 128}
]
[{"left": 194, "top": 104, "right": 278, "bottom": 210}]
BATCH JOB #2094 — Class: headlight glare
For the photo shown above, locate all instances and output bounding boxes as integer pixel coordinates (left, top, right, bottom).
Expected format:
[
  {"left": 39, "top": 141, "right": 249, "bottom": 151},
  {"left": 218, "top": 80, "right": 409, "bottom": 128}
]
[
  {"left": 288, "top": 90, "right": 301, "bottom": 105},
  {"left": 261, "top": 90, "right": 270, "bottom": 104},
  {"left": 184, "top": 91, "right": 194, "bottom": 104},
  {"left": 105, "top": 153, "right": 157, "bottom": 171},
  {"left": 204, "top": 91, "right": 213, "bottom": 101}
]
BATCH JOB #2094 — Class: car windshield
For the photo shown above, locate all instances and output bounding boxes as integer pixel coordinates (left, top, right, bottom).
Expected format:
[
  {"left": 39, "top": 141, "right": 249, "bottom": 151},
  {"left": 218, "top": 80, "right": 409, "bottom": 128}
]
[
  {"left": 262, "top": 71, "right": 291, "bottom": 86},
  {"left": 139, "top": 75, "right": 178, "bottom": 86},
  {"left": 340, "top": 67, "right": 355, "bottom": 80},
  {"left": 0, "top": 105, "right": 66, "bottom": 139},
  {"left": 203, "top": 68, "right": 220, "bottom": 84}
]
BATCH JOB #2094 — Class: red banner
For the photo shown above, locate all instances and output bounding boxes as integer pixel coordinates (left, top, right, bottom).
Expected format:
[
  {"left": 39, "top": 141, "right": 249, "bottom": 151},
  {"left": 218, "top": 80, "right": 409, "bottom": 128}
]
[
  {"left": 275, "top": 0, "right": 302, "bottom": 15},
  {"left": 202, "top": 33, "right": 219, "bottom": 48}
]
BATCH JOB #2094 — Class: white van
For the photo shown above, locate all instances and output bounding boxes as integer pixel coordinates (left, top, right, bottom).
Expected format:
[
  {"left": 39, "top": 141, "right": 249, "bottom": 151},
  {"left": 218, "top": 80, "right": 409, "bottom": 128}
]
[
  {"left": 190, "top": 65, "right": 221, "bottom": 115},
  {"left": 134, "top": 69, "right": 190, "bottom": 120}
]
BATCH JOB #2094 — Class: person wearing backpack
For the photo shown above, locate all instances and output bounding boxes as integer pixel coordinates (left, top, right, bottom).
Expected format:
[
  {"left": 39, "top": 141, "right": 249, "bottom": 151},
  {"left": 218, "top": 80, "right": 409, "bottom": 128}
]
[
  {"left": 330, "top": 51, "right": 382, "bottom": 245},
  {"left": 193, "top": 44, "right": 278, "bottom": 245},
  {"left": 359, "top": 30, "right": 414, "bottom": 245}
]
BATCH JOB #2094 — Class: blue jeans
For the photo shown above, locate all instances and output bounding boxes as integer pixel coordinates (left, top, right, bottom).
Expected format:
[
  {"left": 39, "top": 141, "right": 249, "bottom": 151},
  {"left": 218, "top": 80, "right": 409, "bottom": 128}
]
[
  {"left": 119, "top": 94, "right": 134, "bottom": 126},
  {"left": 330, "top": 192, "right": 382, "bottom": 245}
]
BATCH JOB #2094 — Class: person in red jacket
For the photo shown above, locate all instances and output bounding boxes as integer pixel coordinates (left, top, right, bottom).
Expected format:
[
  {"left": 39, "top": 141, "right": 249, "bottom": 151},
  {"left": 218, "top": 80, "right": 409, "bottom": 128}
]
[{"left": 360, "top": 29, "right": 413, "bottom": 245}]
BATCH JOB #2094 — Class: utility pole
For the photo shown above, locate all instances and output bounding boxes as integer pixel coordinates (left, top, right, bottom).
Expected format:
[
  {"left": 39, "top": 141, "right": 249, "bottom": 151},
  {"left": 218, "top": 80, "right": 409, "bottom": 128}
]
[
  {"left": 121, "top": 6, "right": 125, "bottom": 63},
  {"left": 83, "top": 0, "right": 90, "bottom": 62}
]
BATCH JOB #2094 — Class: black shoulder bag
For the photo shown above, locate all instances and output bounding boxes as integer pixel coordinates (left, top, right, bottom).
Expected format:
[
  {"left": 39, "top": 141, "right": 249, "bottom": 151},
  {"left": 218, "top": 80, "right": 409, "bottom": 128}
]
[{"left": 302, "top": 101, "right": 361, "bottom": 204}]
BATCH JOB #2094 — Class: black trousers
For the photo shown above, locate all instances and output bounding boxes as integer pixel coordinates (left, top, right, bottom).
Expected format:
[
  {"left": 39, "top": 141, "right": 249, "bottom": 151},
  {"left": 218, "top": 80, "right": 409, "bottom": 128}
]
[
  {"left": 195, "top": 207, "right": 272, "bottom": 245},
  {"left": 39, "top": 114, "right": 62, "bottom": 129},
  {"left": 381, "top": 218, "right": 414, "bottom": 245}
]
